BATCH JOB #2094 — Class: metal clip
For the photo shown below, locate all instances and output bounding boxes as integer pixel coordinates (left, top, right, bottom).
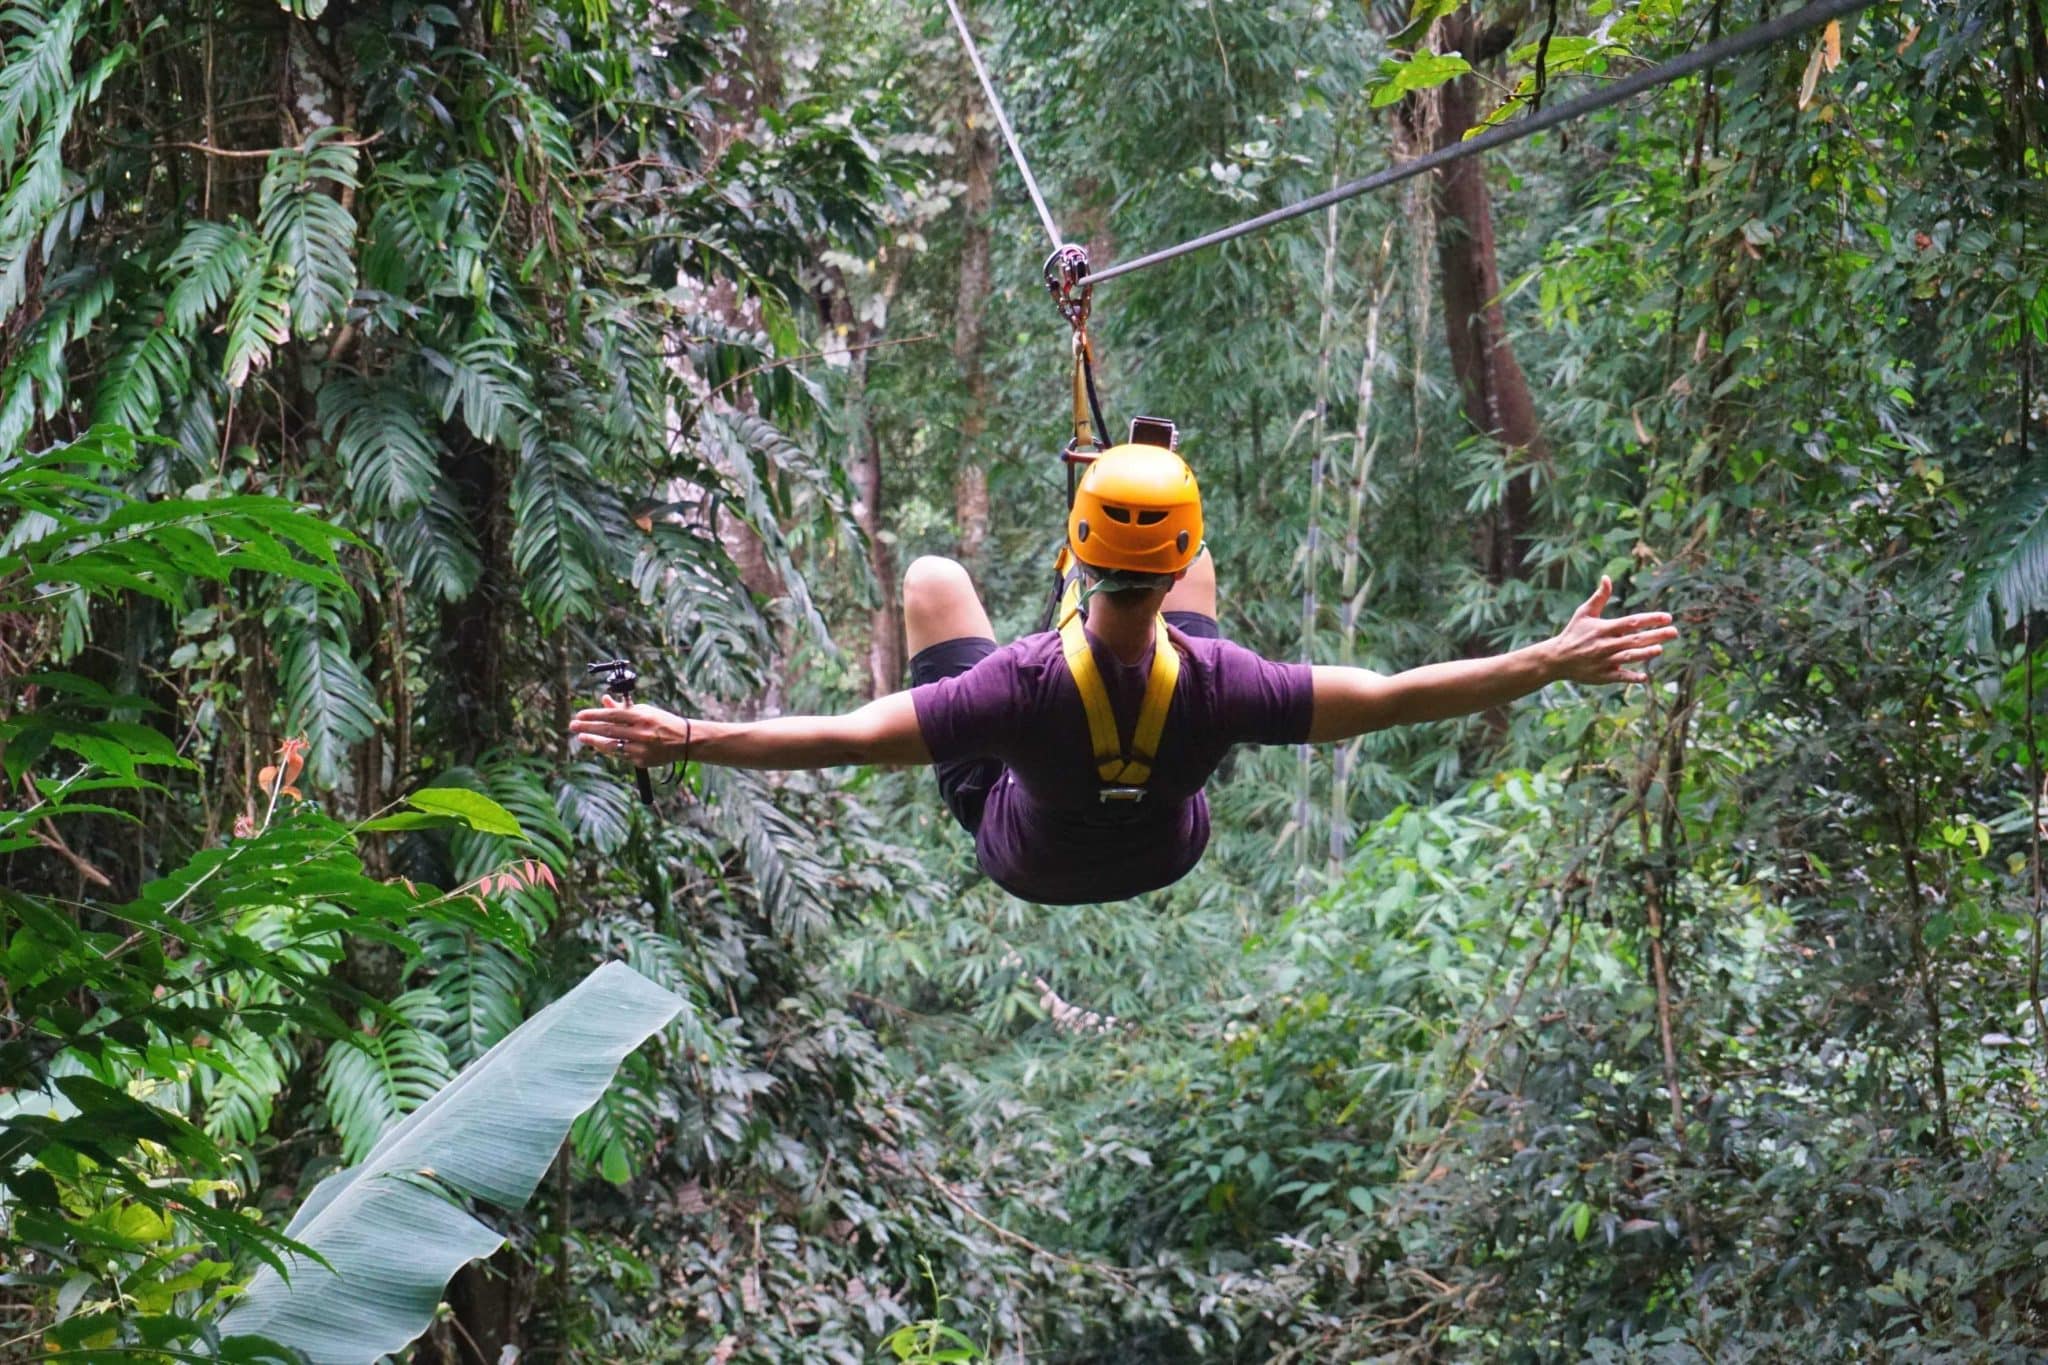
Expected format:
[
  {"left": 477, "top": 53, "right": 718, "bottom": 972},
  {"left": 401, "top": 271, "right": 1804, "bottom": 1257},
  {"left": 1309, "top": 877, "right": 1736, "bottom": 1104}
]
[
  {"left": 1097, "top": 785, "right": 1148, "bottom": 804},
  {"left": 1043, "top": 243, "right": 1092, "bottom": 331}
]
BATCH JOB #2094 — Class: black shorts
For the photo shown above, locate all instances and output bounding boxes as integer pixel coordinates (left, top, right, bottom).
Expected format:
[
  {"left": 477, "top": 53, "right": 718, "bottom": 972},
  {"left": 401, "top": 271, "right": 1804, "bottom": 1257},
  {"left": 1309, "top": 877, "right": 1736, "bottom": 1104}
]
[{"left": 909, "top": 611, "right": 1222, "bottom": 835}]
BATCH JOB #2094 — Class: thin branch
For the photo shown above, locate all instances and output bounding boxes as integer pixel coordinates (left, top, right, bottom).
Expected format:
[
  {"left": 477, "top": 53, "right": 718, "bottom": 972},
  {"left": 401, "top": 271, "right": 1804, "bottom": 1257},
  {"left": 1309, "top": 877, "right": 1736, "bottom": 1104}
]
[
  {"left": 155, "top": 133, "right": 382, "bottom": 159},
  {"left": 33, "top": 819, "right": 113, "bottom": 889},
  {"left": 908, "top": 1161, "right": 1135, "bottom": 1292}
]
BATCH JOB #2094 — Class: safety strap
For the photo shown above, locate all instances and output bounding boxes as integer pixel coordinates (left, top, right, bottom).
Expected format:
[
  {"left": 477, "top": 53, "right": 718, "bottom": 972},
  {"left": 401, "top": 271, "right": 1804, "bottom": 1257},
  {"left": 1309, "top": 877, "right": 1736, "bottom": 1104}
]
[{"left": 1056, "top": 576, "right": 1180, "bottom": 794}]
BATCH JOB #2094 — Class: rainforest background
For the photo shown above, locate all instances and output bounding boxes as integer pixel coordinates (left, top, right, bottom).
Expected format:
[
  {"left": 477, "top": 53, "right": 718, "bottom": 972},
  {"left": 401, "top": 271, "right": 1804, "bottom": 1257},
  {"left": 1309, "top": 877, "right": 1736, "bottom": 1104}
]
[{"left": 2, "top": 0, "right": 2046, "bottom": 1360}]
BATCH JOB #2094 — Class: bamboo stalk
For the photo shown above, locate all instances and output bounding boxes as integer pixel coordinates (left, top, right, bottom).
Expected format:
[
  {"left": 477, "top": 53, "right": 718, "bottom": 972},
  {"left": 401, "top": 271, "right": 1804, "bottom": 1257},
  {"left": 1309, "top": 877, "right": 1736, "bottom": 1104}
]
[
  {"left": 1296, "top": 169, "right": 1343, "bottom": 869},
  {"left": 1328, "top": 224, "right": 1398, "bottom": 867}
]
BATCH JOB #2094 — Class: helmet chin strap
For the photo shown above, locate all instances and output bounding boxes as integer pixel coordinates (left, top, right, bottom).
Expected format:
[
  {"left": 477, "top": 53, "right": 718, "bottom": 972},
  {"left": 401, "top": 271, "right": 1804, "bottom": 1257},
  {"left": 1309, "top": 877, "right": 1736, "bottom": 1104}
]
[{"left": 1078, "top": 570, "right": 1176, "bottom": 610}]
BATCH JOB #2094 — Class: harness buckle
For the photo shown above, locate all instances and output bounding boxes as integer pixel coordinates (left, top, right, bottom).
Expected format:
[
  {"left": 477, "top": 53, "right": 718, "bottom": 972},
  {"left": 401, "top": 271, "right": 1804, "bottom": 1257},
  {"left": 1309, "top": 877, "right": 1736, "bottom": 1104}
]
[{"left": 1098, "top": 785, "right": 1148, "bottom": 804}]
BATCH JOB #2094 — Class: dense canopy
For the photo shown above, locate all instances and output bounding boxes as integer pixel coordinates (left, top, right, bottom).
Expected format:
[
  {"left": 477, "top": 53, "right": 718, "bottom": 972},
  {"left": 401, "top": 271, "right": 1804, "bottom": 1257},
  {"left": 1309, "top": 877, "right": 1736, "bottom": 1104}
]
[{"left": 1, "top": 0, "right": 2045, "bottom": 1361}]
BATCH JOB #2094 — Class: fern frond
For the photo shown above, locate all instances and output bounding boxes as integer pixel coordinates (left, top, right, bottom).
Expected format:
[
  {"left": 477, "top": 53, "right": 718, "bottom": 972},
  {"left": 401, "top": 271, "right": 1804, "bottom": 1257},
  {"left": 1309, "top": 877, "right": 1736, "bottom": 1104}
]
[
  {"left": 509, "top": 430, "right": 605, "bottom": 629},
  {"left": 259, "top": 131, "right": 359, "bottom": 337},
  {"left": 702, "top": 768, "right": 838, "bottom": 945},
  {"left": 361, "top": 174, "right": 442, "bottom": 295},
  {"left": 1962, "top": 471, "right": 2048, "bottom": 649},
  {"left": 319, "top": 989, "right": 454, "bottom": 1163},
  {"left": 0, "top": 0, "right": 83, "bottom": 169},
  {"left": 202, "top": 1026, "right": 299, "bottom": 1149},
  {"left": 633, "top": 523, "right": 773, "bottom": 698},
  {"left": 163, "top": 219, "right": 260, "bottom": 333},
  {"left": 448, "top": 757, "right": 574, "bottom": 877},
  {"left": 222, "top": 250, "right": 292, "bottom": 389},
  {"left": 416, "top": 925, "right": 528, "bottom": 1066},
  {"left": 378, "top": 482, "right": 482, "bottom": 602},
  {"left": 319, "top": 377, "right": 439, "bottom": 515},
  {"left": 0, "top": 117, "right": 75, "bottom": 323},
  {"left": 555, "top": 759, "right": 634, "bottom": 854},
  {"left": 426, "top": 334, "right": 534, "bottom": 446},
  {"left": 595, "top": 916, "right": 699, "bottom": 1001},
  {"left": 279, "top": 620, "right": 380, "bottom": 785},
  {"left": 569, "top": 1049, "right": 662, "bottom": 1183},
  {"left": 93, "top": 298, "right": 193, "bottom": 433},
  {"left": 0, "top": 263, "right": 108, "bottom": 448},
  {"left": 700, "top": 407, "right": 835, "bottom": 650}
]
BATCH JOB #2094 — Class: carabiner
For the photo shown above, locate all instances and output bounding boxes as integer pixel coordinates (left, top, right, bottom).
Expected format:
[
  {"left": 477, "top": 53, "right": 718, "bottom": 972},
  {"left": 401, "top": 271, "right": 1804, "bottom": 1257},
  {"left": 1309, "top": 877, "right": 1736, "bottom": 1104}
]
[{"left": 1043, "top": 243, "right": 1092, "bottom": 331}]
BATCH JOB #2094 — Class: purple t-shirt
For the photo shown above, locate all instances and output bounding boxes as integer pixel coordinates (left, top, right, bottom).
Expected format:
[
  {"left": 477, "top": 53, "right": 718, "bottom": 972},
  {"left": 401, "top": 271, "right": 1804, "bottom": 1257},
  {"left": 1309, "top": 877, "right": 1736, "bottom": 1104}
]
[{"left": 911, "top": 625, "right": 1313, "bottom": 904}]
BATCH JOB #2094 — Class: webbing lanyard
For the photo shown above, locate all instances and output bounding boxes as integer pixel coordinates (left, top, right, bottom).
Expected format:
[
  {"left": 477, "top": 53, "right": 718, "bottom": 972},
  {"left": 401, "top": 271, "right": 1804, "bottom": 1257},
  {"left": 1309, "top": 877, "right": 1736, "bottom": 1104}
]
[{"left": 1056, "top": 576, "right": 1180, "bottom": 802}]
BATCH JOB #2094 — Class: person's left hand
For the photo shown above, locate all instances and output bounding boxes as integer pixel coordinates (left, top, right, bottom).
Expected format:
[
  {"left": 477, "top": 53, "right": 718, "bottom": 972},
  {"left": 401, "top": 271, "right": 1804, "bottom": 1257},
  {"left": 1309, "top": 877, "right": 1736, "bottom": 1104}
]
[
  {"left": 568, "top": 695, "right": 692, "bottom": 766},
  {"left": 1547, "top": 576, "right": 1678, "bottom": 684}
]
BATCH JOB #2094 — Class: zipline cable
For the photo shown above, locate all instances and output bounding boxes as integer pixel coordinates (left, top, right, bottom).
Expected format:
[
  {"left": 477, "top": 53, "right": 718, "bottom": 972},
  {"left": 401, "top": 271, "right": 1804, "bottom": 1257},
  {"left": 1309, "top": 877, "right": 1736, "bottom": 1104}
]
[
  {"left": 1079, "top": 0, "right": 1876, "bottom": 287},
  {"left": 944, "top": 0, "right": 1064, "bottom": 252}
]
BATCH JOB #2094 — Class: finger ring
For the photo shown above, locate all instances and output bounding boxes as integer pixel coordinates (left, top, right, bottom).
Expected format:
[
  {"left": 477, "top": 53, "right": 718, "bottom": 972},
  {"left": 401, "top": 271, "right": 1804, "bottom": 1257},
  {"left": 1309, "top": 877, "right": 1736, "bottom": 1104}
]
[{"left": 615, "top": 737, "right": 627, "bottom": 753}]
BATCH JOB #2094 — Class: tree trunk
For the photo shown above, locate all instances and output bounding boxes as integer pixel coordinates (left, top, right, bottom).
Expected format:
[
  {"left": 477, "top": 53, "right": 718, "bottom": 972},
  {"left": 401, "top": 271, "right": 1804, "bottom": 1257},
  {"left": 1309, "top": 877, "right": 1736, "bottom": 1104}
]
[
  {"left": 824, "top": 256, "right": 907, "bottom": 697},
  {"left": 1433, "top": 9, "right": 1547, "bottom": 585},
  {"left": 952, "top": 46, "right": 999, "bottom": 568}
]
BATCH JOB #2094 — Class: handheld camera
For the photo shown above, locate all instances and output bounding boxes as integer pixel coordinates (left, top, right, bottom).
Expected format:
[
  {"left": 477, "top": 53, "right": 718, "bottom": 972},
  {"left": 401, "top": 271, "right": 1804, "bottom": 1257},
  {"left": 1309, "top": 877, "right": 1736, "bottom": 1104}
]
[{"left": 586, "top": 659, "right": 655, "bottom": 806}]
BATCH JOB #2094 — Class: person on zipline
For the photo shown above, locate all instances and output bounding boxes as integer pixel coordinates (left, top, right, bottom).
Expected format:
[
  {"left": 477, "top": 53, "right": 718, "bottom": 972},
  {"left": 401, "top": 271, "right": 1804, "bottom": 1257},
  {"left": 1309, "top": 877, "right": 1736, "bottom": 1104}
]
[{"left": 568, "top": 444, "right": 1677, "bottom": 905}]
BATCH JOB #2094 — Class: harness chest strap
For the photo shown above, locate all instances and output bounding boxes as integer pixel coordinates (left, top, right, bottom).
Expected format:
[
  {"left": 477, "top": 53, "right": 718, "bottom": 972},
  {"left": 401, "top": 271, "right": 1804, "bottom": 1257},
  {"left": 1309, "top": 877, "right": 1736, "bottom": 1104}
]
[{"left": 1056, "top": 583, "right": 1180, "bottom": 787}]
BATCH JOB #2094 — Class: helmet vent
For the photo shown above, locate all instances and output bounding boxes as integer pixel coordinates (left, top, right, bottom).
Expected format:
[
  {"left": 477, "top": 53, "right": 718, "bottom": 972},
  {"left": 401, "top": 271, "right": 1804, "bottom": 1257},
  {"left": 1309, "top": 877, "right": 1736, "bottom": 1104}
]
[
  {"left": 1102, "top": 505, "right": 1132, "bottom": 523},
  {"left": 1136, "top": 510, "right": 1168, "bottom": 525}
]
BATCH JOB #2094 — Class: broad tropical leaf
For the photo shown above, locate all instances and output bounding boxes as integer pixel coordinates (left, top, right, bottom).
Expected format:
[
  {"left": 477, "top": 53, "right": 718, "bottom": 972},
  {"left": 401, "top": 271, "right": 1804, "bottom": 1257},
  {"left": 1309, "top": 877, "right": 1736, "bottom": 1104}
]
[{"left": 217, "top": 962, "right": 682, "bottom": 1364}]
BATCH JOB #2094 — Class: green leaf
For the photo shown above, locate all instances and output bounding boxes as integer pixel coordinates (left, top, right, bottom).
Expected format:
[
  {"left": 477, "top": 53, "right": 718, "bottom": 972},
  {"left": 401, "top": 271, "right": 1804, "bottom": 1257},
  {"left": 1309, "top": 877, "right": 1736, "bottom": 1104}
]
[
  {"left": 222, "top": 251, "right": 292, "bottom": 390},
  {"left": 259, "top": 131, "right": 359, "bottom": 337},
  {"left": 164, "top": 220, "right": 259, "bottom": 333},
  {"left": 320, "top": 990, "right": 454, "bottom": 1162},
  {"left": 408, "top": 787, "right": 524, "bottom": 838},
  {"left": 1961, "top": 472, "right": 2048, "bottom": 649},
  {"left": 217, "top": 962, "right": 682, "bottom": 1364},
  {"left": 279, "top": 628, "right": 379, "bottom": 787},
  {"left": 319, "top": 378, "right": 439, "bottom": 517},
  {"left": 1370, "top": 51, "right": 1472, "bottom": 108}
]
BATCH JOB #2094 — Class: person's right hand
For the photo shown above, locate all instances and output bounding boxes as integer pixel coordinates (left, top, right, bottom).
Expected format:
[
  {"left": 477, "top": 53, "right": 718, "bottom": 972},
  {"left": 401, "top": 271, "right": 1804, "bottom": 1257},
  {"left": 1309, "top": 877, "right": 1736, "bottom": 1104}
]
[
  {"left": 568, "top": 694, "right": 693, "bottom": 767},
  {"left": 1544, "top": 577, "right": 1678, "bottom": 685}
]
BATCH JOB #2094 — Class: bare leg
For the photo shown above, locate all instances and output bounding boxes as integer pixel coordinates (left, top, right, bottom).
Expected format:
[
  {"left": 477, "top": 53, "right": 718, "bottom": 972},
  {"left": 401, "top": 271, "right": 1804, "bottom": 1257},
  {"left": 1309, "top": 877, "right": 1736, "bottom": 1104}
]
[
  {"left": 903, "top": 555, "right": 996, "bottom": 657},
  {"left": 1160, "top": 547, "right": 1217, "bottom": 620}
]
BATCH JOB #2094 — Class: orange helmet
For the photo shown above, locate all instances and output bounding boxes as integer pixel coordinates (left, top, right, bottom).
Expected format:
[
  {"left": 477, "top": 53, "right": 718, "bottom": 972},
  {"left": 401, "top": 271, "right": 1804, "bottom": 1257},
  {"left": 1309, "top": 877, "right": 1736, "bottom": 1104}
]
[{"left": 1067, "top": 444, "right": 1204, "bottom": 576}]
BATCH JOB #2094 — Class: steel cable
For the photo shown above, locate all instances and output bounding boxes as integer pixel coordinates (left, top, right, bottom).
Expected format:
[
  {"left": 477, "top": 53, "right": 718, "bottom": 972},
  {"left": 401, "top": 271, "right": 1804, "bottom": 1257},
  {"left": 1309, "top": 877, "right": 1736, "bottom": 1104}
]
[
  {"left": 944, "top": 0, "right": 1064, "bottom": 251},
  {"left": 1078, "top": 0, "right": 1876, "bottom": 286}
]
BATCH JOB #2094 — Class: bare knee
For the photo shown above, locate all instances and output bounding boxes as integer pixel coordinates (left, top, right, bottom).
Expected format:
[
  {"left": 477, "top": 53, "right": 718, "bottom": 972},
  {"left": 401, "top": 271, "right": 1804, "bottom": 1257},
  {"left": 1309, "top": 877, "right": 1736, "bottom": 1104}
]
[{"left": 903, "top": 555, "right": 972, "bottom": 608}]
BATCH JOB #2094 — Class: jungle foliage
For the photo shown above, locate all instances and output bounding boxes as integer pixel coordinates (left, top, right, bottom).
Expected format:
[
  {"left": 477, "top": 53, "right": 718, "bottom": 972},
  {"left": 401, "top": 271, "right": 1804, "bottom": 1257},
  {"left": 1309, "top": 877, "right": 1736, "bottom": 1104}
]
[{"left": 2, "top": 0, "right": 2046, "bottom": 1361}]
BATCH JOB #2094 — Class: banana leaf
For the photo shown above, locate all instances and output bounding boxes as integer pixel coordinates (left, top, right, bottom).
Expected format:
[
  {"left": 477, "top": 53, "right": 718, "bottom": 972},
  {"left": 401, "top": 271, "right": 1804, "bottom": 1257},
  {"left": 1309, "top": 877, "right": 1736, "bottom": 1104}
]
[{"left": 218, "top": 961, "right": 682, "bottom": 1364}]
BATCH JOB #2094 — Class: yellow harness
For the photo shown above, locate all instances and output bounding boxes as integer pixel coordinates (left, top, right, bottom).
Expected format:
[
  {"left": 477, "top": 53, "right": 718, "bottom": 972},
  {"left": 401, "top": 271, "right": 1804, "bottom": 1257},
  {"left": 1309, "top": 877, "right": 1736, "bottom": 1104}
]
[{"left": 1053, "top": 547, "right": 1180, "bottom": 801}]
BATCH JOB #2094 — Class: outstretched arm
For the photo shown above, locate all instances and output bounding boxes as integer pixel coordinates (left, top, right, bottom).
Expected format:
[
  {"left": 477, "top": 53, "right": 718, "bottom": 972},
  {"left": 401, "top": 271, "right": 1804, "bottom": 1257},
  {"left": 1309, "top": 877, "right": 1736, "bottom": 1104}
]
[
  {"left": 568, "top": 691, "right": 931, "bottom": 770},
  {"left": 1306, "top": 577, "right": 1675, "bottom": 743}
]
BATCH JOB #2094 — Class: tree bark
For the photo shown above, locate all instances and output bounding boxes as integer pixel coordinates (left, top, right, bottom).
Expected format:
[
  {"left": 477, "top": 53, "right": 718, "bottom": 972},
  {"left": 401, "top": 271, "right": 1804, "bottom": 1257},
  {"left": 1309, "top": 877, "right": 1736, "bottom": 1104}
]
[
  {"left": 823, "top": 257, "right": 907, "bottom": 697},
  {"left": 952, "top": 48, "right": 999, "bottom": 568},
  {"left": 1433, "top": 10, "right": 1547, "bottom": 584}
]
